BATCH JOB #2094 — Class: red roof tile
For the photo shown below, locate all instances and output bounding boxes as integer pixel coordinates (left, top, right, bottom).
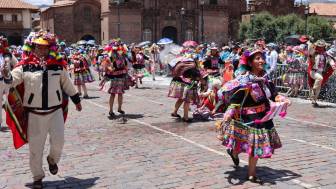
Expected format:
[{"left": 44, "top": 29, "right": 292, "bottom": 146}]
[
  {"left": 0, "top": 0, "right": 38, "bottom": 10},
  {"left": 310, "top": 3, "right": 336, "bottom": 16}
]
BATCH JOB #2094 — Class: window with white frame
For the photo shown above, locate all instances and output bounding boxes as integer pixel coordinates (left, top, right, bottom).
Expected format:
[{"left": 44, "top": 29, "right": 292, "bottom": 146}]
[{"left": 143, "top": 28, "right": 152, "bottom": 41}]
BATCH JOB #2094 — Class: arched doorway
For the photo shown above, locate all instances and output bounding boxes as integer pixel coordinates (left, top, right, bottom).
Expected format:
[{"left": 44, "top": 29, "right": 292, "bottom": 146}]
[
  {"left": 81, "top": 34, "right": 95, "bottom": 41},
  {"left": 8, "top": 33, "right": 22, "bottom": 45},
  {"left": 162, "top": 26, "right": 177, "bottom": 43}
]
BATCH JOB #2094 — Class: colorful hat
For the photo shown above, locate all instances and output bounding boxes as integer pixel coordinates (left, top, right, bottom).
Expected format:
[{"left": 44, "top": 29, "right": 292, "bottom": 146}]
[
  {"left": 222, "top": 46, "right": 230, "bottom": 51},
  {"left": 209, "top": 42, "right": 218, "bottom": 50},
  {"left": 299, "top": 35, "right": 309, "bottom": 43},
  {"left": 240, "top": 49, "right": 265, "bottom": 67},
  {"left": 32, "top": 37, "right": 49, "bottom": 46},
  {"left": 0, "top": 36, "right": 8, "bottom": 48},
  {"left": 286, "top": 46, "right": 293, "bottom": 52},
  {"left": 266, "top": 43, "right": 277, "bottom": 48},
  {"left": 315, "top": 40, "right": 327, "bottom": 48}
]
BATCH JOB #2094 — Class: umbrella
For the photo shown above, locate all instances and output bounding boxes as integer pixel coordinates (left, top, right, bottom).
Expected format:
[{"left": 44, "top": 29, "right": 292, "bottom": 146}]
[
  {"left": 284, "top": 35, "right": 301, "bottom": 46},
  {"left": 157, "top": 38, "right": 173, "bottom": 45},
  {"left": 137, "top": 41, "right": 151, "bottom": 47},
  {"left": 183, "top": 40, "right": 198, "bottom": 47},
  {"left": 70, "top": 43, "right": 77, "bottom": 48},
  {"left": 77, "top": 40, "right": 87, "bottom": 45},
  {"left": 87, "top": 40, "right": 96, "bottom": 46},
  {"left": 168, "top": 57, "right": 193, "bottom": 68}
]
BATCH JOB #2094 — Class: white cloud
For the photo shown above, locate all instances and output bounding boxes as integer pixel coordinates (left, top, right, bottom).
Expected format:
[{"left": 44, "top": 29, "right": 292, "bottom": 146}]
[{"left": 23, "top": 0, "right": 53, "bottom": 5}]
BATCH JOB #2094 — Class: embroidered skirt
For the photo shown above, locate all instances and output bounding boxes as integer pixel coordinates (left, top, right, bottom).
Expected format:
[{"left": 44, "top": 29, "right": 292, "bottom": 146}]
[
  {"left": 74, "top": 69, "right": 94, "bottom": 85},
  {"left": 220, "top": 120, "right": 282, "bottom": 158},
  {"left": 133, "top": 68, "right": 145, "bottom": 79},
  {"left": 100, "top": 74, "right": 135, "bottom": 94},
  {"left": 168, "top": 80, "right": 198, "bottom": 103}
]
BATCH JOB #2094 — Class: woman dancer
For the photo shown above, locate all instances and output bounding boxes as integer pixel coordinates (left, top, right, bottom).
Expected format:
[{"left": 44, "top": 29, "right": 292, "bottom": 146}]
[
  {"left": 71, "top": 52, "right": 94, "bottom": 98},
  {"left": 132, "top": 46, "right": 149, "bottom": 88},
  {"left": 168, "top": 59, "right": 200, "bottom": 122},
  {"left": 218, "top": 49, "right": 290, "bottom": 183},
  {"left": 149, "top": 44, "right": 161, "bottom": 81},
  {"left": 101, "top": 42, "right": 133, "bottom": 117}
]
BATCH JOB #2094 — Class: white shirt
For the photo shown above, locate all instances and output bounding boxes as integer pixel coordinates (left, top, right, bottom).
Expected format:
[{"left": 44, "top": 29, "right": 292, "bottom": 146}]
[
  {"left": 0, "top": 54, "right": 4, "bottom": 78},
  {"left": 267, "top": 50, "right": 278, "bottom": 74}
]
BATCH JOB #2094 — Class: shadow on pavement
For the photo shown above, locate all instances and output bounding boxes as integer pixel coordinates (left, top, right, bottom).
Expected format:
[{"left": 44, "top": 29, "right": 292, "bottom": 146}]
[
  {"left": 134, "top": 87, "right": 153, "bottom": 90},
  {"left": 25, "top": 176, "right": 100, "bottom": 189},
  {"left": 81, "top": 96, "right": 100, "bottom": 100},
  {"left": 314, "top": 104, "right": 335, "bottom": 109},
  {"left": 108, "top": 114, "right": 144, "bottom": 120},
  {"left": 224, "top": 165, "right": 301, "bottom": 186}
]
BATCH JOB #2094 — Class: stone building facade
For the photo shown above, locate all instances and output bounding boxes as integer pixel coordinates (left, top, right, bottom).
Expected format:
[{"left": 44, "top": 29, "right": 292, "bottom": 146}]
[
  {"left": 248, "top": 0, "right": 305, "bottom": 15},
  {"left": 0, "top": 0, "right": 38, "bottom": 45},
  {"left": 101, "top": 0, "right": 247, "bottom": 45},
  {"left": 41, "top": 0, "right": 101, "bottom": 44}
]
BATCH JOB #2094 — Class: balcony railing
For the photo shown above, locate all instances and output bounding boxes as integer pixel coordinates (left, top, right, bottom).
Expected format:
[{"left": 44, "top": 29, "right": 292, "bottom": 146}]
[{"left": 0, "top": 21, "right": 23, "bottom": 29}]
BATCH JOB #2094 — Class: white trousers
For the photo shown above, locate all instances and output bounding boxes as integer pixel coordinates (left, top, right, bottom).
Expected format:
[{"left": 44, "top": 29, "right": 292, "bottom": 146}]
[
  {"left": 28, "top": 109, "right": 64, "bottom": 181},
  {"left": 0, "top": 81, "right": 7, "bottom": 124},
  {"left": 309, "top": 71, "right": 323, "bottom": 101}
]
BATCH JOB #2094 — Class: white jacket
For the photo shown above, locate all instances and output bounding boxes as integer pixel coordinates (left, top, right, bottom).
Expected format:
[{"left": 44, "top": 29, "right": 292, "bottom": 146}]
[{"left": 10, "top": 64, "right": 79, "bottom": 110}]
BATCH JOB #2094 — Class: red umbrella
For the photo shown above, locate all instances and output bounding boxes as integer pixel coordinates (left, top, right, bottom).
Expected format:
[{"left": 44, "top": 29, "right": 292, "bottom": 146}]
[{"left": 183, "top": 40, "right": 198, "bottom": 47}]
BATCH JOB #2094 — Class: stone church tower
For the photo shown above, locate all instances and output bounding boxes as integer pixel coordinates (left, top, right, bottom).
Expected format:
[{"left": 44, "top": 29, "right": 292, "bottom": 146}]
[
  {"left": 101, "top": 0, "right": 246, "bottom": 45},
  {"left": 41, "top": 0, "right": 101, "bottom": 43}
]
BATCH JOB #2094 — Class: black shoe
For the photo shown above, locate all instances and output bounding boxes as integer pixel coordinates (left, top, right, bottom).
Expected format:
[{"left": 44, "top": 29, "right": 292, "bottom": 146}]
[
  {"left": 247, "top": 176, "right": 264, "bottom": 185},
  {"left": 227, "top": 149, "right": 239, "bottom": 166},
  {"left": 313, "top": 102, "right": 319, "bottom": 107},
  {"left": 118, "top": 110, "right": 125, "bottom": 115},
  {"left": 171, "top": 113, "right": 181, "bottom": 118},
  {"left": 83, "top": 95, "right": 89, "bottom": 99},
  {"left": 47, "top": 156, "right": 58, "bottom": 175},
  {"left": 109, "top": 111, "right": 115, "bottom": 117},
  {"left": 32, "top": 179, "right": 43, "bottom": 189}
]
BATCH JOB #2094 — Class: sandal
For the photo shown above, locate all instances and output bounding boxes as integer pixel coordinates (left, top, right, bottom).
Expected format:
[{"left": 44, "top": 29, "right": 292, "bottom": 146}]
[
  {"left": 247, "top": 176, "right": 264, "bottom": 184},
  {"left": 47, "top": 156, "right": 58, "bottom": 175},
  {"left": 227, "top": 149, "right": 239, "bottom": 166},
  {"left": 171, "top": 113, "right": 181, "bottom": 118},
  {"left": 32, "top": 179, "right": 43, "bottom": 189}
]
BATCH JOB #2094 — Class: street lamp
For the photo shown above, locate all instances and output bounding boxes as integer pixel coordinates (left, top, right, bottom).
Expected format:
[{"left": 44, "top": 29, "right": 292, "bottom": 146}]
[
  {"left": 114, "top": 0, "right": 124, "bottom": 38},
  {"left": 200, "top": 0, "right": 205, "bottom": 43},
  {"left": 251, "top": 14, "right": 255, "bottom": 33},
  {"left": 180, "top": 7, "right": 185, "bottom": 44},
  {"left": 304, "top": 5, "right": 309, "bottom": 35}
]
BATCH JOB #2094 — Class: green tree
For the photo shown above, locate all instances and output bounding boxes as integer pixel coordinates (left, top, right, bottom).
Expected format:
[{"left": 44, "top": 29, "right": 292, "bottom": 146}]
[
  {"left": 238, "top": 12, "right": 335, "bottom": 43},
  {"left": 274, "top": 14, "right": 305, "bottom": 42},
  {"left": 306, "top": 16, "right": 334, "bottom": 40}
]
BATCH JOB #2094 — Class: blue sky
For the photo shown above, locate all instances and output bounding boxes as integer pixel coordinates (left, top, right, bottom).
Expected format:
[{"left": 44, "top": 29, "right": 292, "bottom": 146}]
[
  {"left": 24, "top": 0, "right": 53, "bottom": 5},
  {"left": 23, "top": 0, "right": 336, "bottom": 6}
]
